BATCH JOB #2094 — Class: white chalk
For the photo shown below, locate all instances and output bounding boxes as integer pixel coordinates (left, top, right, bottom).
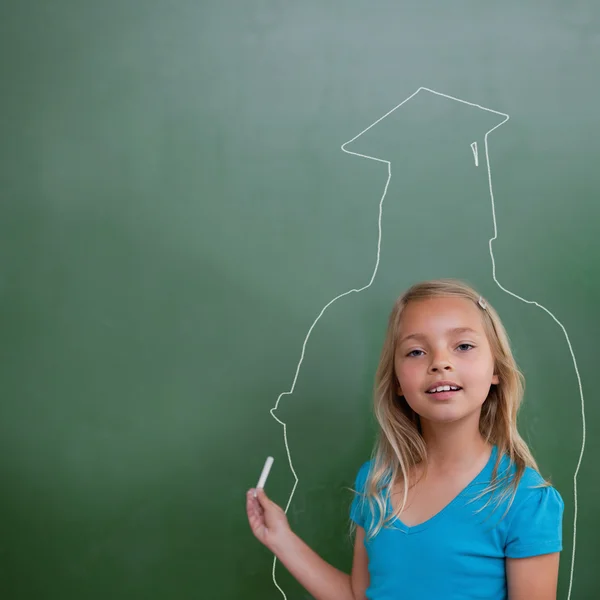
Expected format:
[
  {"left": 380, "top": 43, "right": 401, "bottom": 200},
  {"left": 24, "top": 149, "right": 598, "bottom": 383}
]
[{"left": 254, "top": 456, "right": 274, "bottom": 497}]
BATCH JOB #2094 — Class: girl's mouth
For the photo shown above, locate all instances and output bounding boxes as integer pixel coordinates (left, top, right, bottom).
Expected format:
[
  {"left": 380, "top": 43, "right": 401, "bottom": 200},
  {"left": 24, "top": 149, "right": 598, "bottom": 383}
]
[{"left": 426, "top": 387, "right": 462, "bottom": 400}]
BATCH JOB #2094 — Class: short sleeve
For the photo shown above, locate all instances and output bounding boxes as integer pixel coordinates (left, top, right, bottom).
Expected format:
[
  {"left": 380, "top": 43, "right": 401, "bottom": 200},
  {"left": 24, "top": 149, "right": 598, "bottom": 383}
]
[
  {"left": 504, "top": 484, "right": 564, "bottom": 558},
  {"left": 350, "top": 461, "right": 372, "bottom": 528}
]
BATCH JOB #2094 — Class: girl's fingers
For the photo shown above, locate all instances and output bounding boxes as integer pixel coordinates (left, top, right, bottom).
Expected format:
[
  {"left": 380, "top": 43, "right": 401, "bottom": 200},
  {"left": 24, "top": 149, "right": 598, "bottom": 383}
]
[
  {"left": 246, "top": 490, "right": 268, "bottom": 542},
  {"left": 246, "top": 491, "right": 265, "bottom": 524},
  {"left": 247, "top": 489, "right": 262, "bottom": 505}
]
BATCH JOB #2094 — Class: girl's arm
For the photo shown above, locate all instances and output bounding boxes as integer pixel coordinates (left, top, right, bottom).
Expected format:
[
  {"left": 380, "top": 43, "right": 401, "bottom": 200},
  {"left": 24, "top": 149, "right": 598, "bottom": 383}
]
[
  {"left": 506, "top": 553, "right": 560, "bottom": 600},
  {"left": 271, "top": 527, "right": 359, "bottom": 600},
  {"left": 350, "top": 526, "right": 370, "bottom": 599},
  {"left": 246, "top": 487, "right": 368, "bottom": 600}
]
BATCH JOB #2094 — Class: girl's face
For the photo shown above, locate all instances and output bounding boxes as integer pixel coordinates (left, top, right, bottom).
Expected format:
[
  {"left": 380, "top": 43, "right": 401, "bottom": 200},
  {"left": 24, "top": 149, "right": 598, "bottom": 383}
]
[{"left": 394, "top": 297, "right": 499, "bottom": 425}]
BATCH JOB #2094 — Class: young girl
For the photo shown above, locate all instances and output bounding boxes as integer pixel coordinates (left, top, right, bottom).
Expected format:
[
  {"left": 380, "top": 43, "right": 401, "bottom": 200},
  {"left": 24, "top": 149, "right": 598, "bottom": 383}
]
[{"left": 246, "top": 279, "right": 564, "bottom": 600}]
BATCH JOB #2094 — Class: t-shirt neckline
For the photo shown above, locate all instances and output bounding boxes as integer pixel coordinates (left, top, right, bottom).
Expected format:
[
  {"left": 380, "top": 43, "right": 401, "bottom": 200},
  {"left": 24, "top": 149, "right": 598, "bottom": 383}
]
[{"left": 386, "top": 444, "right": 499, "bottom": 535}]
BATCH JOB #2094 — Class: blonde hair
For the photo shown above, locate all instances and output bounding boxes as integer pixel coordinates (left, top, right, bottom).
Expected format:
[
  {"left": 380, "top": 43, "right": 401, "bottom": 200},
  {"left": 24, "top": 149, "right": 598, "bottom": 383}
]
[{"left": 351, "top": 278, "right": 549, "bottom": 541}]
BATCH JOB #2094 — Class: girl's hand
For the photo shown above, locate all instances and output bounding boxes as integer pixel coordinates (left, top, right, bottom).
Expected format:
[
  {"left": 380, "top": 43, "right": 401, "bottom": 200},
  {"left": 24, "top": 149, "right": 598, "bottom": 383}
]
[{"left": 246, "top": 487, "right": 292, "bottom": 552}]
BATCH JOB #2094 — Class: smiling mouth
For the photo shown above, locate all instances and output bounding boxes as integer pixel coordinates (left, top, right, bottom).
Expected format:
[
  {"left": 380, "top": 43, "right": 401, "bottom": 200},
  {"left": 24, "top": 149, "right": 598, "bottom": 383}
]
[{"left": 426, "top": 387, "right": 462, "bottom": 395}]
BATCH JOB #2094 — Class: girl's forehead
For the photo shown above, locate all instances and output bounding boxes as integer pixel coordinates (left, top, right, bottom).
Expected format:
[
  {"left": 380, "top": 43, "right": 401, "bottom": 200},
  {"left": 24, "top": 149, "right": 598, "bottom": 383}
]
[{"left": 398, "top": 297, "right": 484, "bottom": 333}]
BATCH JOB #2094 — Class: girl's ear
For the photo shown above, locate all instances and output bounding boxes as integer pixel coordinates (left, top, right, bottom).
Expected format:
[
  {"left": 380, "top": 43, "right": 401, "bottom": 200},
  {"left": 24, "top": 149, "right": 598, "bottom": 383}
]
[{"left": 491, "top": 373, "right": 499, "bottom": 385}]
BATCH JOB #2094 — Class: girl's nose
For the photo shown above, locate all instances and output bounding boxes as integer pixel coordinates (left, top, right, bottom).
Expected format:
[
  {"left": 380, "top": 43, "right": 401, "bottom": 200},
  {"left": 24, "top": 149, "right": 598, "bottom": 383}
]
[{"left": 429, "top": 354, "right": 453, "bottom": 372}]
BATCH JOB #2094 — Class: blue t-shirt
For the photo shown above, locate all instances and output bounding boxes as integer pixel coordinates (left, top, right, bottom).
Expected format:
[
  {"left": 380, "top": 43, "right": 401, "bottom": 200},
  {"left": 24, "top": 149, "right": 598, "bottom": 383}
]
[{"left": 350, "top": 446, "right": 564, "bottom": 600}]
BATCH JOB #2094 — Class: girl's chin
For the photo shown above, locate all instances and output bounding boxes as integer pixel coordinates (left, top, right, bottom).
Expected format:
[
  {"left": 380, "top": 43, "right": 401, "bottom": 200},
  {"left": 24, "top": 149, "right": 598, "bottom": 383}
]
[{"left": 418, "top": 405, "right": 485, "bottom": 425}]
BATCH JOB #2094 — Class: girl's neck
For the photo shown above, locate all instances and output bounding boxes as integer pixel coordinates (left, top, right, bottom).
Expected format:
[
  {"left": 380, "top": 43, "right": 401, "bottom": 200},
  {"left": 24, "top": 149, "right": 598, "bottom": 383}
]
[{"left": 420, "top": 419, "right": 491, "bottom": 474}]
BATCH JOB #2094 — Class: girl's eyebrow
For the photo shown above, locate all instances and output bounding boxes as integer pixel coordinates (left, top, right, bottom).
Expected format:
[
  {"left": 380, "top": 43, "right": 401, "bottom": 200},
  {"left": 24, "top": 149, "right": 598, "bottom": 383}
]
[{"left": 399, "top": 327, "right": 480, "bottom": 345}]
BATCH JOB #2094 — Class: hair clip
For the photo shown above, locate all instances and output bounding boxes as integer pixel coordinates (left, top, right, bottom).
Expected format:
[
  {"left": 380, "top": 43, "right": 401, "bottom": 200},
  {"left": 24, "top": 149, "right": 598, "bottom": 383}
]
[{"left": 478, "top": 296, "right": 487, "bottom": 310}]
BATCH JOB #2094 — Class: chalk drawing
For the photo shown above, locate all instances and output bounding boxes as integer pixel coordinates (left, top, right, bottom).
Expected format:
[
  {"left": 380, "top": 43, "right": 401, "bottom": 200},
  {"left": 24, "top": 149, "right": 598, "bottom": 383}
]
[
  {"left": 471, "top": 141, "right": 479, "bottom": 166},
  {"left": 267, "top": 87, "right": 584, "bottom": 600}
]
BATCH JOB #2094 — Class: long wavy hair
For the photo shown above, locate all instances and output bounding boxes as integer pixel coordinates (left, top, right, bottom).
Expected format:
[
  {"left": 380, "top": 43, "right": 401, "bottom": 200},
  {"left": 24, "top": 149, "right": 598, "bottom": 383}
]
[{"left": 351, "top": 278, "right": 549, "bottom": 541}]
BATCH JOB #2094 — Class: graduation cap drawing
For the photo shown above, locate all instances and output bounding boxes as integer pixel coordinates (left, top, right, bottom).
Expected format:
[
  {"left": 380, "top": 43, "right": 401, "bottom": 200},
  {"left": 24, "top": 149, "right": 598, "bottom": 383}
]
[
  {"left": 337, "top": 87, "right": 509, "bottom": 271},
  {"left": 341, "top": 86, "right": 509, "bottom": 171}
]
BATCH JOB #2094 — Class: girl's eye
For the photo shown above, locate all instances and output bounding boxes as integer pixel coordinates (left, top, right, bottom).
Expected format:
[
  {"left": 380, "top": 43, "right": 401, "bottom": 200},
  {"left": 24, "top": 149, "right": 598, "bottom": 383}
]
[
  {"left": 406, "top": 344, "right": 474, "bottom": 357},
  {"left": 407, "top": 350, "right": 424, "bottom": 357}
]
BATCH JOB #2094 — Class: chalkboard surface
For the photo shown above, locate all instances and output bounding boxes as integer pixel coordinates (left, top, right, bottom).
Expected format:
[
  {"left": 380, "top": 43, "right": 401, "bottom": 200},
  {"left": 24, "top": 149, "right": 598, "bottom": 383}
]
[{"left": 0, "top": 1, "right": 598, "bottom": 599}]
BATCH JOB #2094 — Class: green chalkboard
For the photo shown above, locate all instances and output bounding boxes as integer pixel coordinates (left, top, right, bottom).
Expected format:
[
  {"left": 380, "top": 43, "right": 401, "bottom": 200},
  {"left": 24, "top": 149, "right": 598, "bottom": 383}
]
[{"left": 0, "top": 1, "right": 598, "bottom": 599}]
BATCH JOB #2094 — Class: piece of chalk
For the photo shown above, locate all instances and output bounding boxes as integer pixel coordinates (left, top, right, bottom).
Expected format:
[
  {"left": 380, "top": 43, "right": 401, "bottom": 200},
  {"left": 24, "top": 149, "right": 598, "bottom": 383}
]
[{"left": 254, "top": 456, "right": 274, "bottom": 497}]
